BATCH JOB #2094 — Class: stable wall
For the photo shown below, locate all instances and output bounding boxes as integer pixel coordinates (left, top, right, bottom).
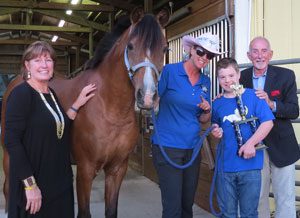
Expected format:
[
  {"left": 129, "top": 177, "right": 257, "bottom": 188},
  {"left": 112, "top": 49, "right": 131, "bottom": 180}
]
[{"left": 167, "top": 0, "right": 225, "bottom": 39}]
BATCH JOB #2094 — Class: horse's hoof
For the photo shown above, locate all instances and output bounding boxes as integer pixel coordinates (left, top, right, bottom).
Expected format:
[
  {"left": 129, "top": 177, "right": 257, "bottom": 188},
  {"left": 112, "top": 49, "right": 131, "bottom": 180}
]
[{"left": 77, "top": 213, "right": 91, "bottom": 218}]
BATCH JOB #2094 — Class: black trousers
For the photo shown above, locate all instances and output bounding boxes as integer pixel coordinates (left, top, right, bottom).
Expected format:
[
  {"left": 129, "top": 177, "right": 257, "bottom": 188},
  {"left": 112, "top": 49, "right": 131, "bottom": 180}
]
[{"left": 152, "top": 144, "right": 201, "bottom": 218}]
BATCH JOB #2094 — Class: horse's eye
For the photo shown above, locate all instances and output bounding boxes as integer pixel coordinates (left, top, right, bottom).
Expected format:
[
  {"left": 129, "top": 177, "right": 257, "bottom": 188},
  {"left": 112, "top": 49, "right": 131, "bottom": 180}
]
[
  {"left": 127, "top": 43, "right": 133, "bottom": 50},
  {"left": 163, "top": 46, "right": 169, "bottom": 54}
]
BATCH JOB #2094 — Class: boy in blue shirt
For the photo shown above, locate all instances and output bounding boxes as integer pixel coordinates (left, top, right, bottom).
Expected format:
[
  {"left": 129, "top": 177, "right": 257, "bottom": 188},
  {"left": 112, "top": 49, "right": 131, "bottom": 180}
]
[{"left": 211, "top": 58, "right": 274, "bottom": 218}]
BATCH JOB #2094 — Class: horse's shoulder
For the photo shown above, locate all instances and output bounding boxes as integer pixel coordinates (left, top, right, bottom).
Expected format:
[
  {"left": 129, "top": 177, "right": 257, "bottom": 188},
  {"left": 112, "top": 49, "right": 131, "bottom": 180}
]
[
  {"left": 11, "top": 81, "right": 29, "bottom": 93},
  {"left": 5, "top": 76, "right": 24, "bottom": 96}
]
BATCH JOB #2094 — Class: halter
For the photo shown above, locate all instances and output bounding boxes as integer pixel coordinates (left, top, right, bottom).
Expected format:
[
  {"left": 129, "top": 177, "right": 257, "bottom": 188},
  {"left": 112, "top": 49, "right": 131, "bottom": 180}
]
[{"left": 124, "top": 46, "right": 160, "bottom": 81}]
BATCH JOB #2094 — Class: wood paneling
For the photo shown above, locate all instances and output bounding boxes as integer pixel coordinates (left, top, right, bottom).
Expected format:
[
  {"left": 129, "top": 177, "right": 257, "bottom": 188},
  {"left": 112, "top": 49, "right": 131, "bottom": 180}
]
[
  {"left": 143, "top": 144, "right": 158, "bottom": 183},
  {"left": 166, "top": 0, "right": 225, "bottom": 38},
  {"left": 195, "top": 165, "right": 219, "bottom": 212}
]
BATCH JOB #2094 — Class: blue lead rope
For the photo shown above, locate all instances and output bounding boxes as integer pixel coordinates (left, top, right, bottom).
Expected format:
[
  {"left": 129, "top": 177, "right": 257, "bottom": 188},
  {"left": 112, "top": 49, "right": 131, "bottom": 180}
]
[
  {"left": 151, "top": 109, "right": 224, "bottom": 216},
  {"left": 209, "top": 139, "right": 224, "bottom": 217},
  {"left": 151, "top": 109, "right": 214, "bottom": 169}
]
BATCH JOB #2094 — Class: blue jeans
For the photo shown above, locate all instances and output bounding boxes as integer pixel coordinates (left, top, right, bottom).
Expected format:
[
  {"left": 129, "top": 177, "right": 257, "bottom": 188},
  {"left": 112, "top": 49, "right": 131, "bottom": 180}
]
[
  {"left": 216, "top": 170, "right": 261, "bottom": 218},
  {"left": 152, "top": 144, "right": 201, "bottom": 218}
]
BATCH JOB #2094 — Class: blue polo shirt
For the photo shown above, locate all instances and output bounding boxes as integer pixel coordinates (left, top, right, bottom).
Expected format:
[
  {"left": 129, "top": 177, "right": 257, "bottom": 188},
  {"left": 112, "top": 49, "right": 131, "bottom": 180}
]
[{"left": 151, "top": 62, "right": 211, "bottom": 149}]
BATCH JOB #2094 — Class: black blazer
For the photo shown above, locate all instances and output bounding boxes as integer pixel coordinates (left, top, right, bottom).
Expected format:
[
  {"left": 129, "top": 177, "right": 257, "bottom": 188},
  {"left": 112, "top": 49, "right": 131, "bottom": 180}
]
[{"left": 240, "top": 65, "right": 300, "bottom": 167}]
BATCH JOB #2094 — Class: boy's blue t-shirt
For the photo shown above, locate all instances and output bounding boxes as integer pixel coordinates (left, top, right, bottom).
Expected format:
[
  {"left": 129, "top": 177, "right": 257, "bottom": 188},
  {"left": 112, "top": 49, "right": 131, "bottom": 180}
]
[
  {"left": 151, "top": 62, "right": 211, "bottom": 149},
  {"left": 212, "top": 89, "right": 275, "bottom": 172}
]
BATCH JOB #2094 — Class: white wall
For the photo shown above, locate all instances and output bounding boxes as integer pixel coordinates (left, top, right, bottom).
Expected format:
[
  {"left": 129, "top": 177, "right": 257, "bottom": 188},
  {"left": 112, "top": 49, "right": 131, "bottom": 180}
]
[{"left": 234, "top": 0, "right": 252, "bottom": 65}]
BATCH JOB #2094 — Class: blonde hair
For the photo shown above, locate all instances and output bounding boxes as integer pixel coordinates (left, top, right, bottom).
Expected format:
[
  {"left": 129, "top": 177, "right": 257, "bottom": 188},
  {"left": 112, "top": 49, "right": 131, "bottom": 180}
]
[{"left": 21, "top": 41, "right": 56, "bottom": 80}]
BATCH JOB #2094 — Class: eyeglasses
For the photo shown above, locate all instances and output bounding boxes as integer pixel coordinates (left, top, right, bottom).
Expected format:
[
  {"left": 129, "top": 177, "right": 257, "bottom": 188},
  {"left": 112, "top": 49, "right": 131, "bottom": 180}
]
[{"left": 195, "top": 47, "right": 215, "bottom": 60}]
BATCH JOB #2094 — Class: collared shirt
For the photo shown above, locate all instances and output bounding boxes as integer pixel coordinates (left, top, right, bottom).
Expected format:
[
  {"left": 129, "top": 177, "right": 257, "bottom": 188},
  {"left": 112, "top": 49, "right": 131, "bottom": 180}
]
[
  {"left": 252, "top": 69, "right": 277, "bottom": 112},
  {"left": 252, "top": 70, "right": 267, "bottom": 90},
  {"left": 152, "top": 61, "right": 211, "bottom": 149}
]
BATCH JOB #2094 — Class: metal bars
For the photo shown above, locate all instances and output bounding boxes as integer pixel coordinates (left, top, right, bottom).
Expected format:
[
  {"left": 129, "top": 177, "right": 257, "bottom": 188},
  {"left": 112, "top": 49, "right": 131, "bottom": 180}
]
[{"left": 167, "top": 18, "right": 230, "bottom": 98}]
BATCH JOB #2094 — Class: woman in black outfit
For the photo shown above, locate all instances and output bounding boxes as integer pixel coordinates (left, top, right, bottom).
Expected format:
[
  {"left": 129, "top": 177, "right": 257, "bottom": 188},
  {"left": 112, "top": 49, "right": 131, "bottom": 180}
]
[{"left": 4, "top": 41, "right": 96, "bottom": 218}]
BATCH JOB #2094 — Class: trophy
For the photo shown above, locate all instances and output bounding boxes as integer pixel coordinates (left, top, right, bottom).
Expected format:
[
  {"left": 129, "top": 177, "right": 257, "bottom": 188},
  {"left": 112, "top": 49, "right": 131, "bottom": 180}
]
[{"left": 230, "top": 84, "right": 267, "bottom": 153}]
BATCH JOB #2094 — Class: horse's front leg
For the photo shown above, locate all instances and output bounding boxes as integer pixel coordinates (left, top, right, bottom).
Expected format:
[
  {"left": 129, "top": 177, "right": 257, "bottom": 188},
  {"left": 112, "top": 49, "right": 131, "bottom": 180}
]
[
  {"left": 104, "top": 158, "right": 128, "bottom": 218},
  {"left": 76, "top": 163, "right": 96, "bottom": 218},
  {"left": 3, "top": 148, "right": 9, "bottom": 212}
]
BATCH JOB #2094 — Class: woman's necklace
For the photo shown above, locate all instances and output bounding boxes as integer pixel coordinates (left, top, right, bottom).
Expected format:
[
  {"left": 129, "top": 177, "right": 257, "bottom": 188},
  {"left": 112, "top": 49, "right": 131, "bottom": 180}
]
[{"left": 39, "top": 90, "right": 65, "bottom": 139}]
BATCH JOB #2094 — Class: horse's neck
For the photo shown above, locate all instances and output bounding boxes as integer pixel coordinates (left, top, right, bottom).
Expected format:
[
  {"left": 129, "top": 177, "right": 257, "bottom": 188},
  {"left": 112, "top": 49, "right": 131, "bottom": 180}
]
[
  {"left": 98, "top": 57, "right": 135, "bottom": 110},
  {"left": 102, "top": 50, "right": 132, "bottom": 90},
  {"left": 50, "top": 75, "right": 84, "bottom": 111}
]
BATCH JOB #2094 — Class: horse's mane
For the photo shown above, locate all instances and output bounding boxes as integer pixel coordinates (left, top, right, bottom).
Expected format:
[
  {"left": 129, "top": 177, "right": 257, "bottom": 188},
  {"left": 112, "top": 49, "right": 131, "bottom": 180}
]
[
  {"left": 84, "top": 15, "right": 131, "bottom": 70},
  {"left": 129, "top": 14, "right": 165, "bottom": 55}
]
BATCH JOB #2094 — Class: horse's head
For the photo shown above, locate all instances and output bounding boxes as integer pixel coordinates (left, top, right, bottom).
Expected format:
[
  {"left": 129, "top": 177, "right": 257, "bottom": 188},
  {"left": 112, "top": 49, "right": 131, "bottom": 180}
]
[{"left": 124, "top": 7, "right": 170, "bottom": 109}]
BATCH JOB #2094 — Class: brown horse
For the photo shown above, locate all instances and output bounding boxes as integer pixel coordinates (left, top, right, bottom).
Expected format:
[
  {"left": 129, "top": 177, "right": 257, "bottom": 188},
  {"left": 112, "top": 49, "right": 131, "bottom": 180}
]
[{"left": 1, "top": 7, "right": 169, "bottom": 218}]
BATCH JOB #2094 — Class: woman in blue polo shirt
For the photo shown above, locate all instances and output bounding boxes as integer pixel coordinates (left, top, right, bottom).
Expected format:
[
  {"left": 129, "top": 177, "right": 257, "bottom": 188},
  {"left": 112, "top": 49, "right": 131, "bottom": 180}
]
[{"left": 151, "top": 33, "right": 221, "bottom": 218}]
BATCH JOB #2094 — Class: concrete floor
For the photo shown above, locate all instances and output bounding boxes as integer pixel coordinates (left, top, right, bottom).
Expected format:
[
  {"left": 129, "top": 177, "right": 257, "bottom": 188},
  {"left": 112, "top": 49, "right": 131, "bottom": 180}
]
[{"left": 0, "top": 166, "right": 214, "bottom": 218}]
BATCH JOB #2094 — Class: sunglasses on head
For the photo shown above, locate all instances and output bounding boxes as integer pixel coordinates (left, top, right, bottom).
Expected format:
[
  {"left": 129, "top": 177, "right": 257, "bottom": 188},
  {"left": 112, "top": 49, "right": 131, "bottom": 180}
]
[{"left": 195, "top": 47, "right": 215, "bottom": 60}]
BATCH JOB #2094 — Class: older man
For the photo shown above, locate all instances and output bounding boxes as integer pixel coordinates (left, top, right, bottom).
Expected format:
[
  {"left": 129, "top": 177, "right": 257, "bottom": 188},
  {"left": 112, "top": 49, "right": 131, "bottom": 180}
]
[{"left": 240, "top": 36, "right": 300, "bottom": 218}]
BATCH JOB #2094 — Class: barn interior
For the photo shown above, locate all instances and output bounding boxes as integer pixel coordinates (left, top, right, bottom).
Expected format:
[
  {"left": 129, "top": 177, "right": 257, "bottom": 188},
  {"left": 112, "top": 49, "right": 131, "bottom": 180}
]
[{"left": 0, "top": 0, "right": 193, "bottom": 77}]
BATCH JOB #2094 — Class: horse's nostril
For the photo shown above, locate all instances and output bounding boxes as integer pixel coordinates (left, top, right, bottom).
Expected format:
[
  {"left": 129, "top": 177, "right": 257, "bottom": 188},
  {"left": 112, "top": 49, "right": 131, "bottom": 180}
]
[
  {"left": 137, "top": 89, "right": 143, "bottom": 99},
  {"left": 153, "top": 92, "right": 158, "bottom": 101},
  {"left": 136, "top": 89, "right": 144, "bottom": 106}
]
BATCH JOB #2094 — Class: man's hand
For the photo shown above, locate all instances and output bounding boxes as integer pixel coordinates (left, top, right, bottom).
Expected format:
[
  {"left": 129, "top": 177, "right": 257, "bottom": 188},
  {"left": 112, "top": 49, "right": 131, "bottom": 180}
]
[
  {"left": 255, "top": 90, "right": 275, "bottom": 110},
  {"left": 212, "top": 93, "right": 223, "bottom": 101}
]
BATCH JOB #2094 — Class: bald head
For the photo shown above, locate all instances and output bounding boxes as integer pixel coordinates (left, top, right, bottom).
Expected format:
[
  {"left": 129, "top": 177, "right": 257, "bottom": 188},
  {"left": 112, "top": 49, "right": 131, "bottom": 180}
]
[
  {"left": 247, "top": 36, "right": 273, "bottom": 76},
  {"left": 249, "top": 36, "right": 271, "bottom": 52}
]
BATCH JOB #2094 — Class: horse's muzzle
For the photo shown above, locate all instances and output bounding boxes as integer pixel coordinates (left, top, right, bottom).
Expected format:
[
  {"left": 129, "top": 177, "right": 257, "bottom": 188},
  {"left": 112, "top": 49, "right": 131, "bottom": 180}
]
[{"left": 136, "top": 89, "right": 158, "bottom": 110}]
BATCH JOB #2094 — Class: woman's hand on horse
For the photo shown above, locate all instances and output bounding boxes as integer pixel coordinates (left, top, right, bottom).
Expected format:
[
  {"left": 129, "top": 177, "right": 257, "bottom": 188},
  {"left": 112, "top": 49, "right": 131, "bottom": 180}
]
[
  {"left": 74, "top": 83, "right": 97, "bottom": 108},
  {"left": 25, "top": 185, "right": 42, "bottom": 214},
  {"left": 67, "top": 83, "right": 96, "bottom": 120}
]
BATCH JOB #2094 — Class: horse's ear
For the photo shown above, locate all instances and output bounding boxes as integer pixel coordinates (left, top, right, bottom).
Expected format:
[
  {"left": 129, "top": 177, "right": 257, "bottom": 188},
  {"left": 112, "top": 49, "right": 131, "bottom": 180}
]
[
  {"left": 156, "top": 7, "right": 170, "bottom": 28},
  {"left": 130, "top": 6, "right": 144, "bottom": 24}
]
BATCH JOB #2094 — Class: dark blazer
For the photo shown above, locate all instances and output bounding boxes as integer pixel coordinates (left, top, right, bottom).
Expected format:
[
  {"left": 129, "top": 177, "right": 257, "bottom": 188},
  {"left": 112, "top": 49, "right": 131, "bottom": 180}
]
[{"left": 240, "top": 65, "right": 300, "bottom": 167}]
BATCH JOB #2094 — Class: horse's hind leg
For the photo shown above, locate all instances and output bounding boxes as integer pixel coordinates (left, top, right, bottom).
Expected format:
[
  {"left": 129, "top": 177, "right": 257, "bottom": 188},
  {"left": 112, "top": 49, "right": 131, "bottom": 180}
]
[
  {"left": 76, "top": 163, "right": 95, "bottom": 218},
  {"left": 104, "top": 159, "right": 128, "bottom": 218}
]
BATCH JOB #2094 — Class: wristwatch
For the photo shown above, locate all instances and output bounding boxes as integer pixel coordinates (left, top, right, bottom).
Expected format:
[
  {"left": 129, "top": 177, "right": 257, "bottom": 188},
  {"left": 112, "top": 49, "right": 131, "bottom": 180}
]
[
  {"left": 203, "top": 109, "right": 211, "bottom": 114},
  {"left": 23, "top": 176, "right": 36, "bottom": 188}
]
